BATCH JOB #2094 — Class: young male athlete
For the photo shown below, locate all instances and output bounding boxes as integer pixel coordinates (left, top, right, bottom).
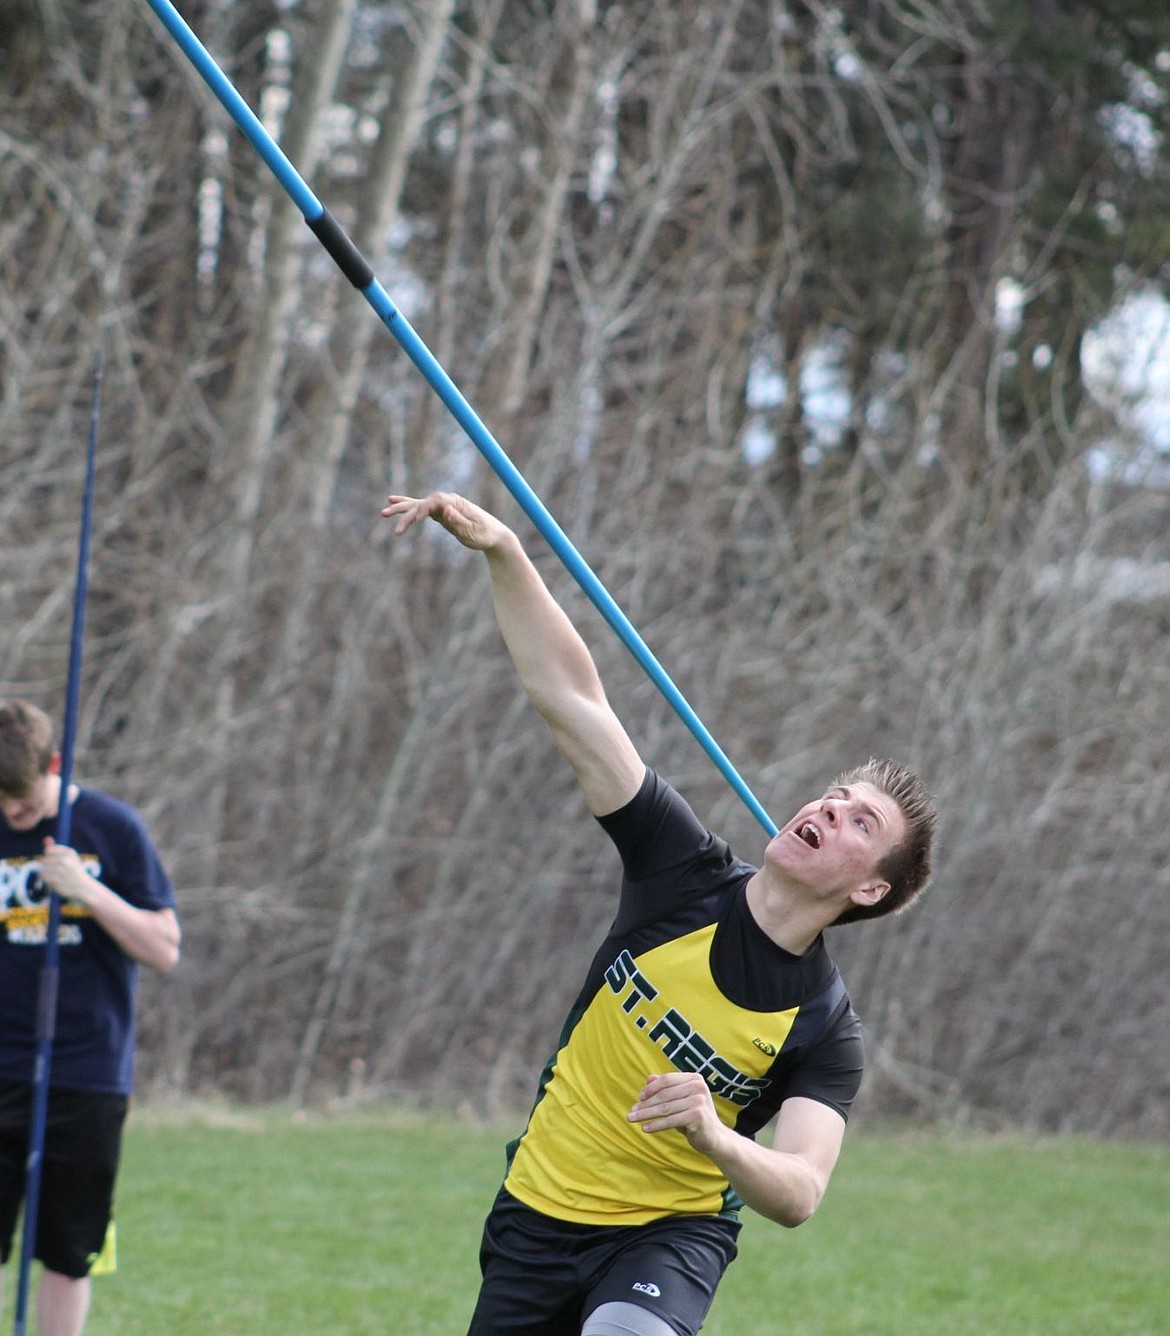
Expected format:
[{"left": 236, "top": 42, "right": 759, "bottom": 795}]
[
  {"left": 0, "top": 699, "right": 180, "bottom": 1336},
  {"left": 382, "top": 492, "right": 936, "bottom": 1336}
]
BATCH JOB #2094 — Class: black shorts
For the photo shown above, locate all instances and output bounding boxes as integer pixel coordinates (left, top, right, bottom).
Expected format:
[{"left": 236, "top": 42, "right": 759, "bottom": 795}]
[
  {"left": 466, "top": 1188, "right": 741, "bottom": 1336},
  {"left": 0, "top": 1081, "right": 128, "bottom": 1278}
]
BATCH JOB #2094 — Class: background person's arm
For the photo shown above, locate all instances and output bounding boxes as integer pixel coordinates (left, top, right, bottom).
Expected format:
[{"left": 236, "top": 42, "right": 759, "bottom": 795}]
[{"left": 39, "top": 838, "right": 181, "bottom": 972}]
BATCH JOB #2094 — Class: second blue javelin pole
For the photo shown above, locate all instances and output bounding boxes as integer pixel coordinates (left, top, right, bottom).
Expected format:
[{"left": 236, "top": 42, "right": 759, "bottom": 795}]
[
  {"left": 139, "top": 0, "right": 778, "bottom": 837},
  {"left": 13, "top": 352, "right": 102, "bottom": 1336}
]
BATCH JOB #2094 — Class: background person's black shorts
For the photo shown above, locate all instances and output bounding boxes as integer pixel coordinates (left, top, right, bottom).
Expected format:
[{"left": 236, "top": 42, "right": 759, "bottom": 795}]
[
  {"left": 466, "top": 1187, "right": 741, "bottom": 1336},
  {"left": 0, "top": 1080, "right": 128, "bottom": 1278}
]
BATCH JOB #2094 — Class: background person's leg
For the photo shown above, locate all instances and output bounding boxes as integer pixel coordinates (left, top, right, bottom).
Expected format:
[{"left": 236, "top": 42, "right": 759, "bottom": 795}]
[{"left": 37, "top": 1269, "right": 91, "bottom": 1336}]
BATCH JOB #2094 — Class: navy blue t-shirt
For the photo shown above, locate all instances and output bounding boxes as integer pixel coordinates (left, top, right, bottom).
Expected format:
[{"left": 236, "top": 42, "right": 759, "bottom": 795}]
[{"left": 0, "top": 788, "right": 176, "bottom": 1094}]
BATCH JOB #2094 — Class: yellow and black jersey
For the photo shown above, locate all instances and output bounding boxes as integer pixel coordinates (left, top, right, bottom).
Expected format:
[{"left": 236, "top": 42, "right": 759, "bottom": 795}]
[{"left": 503, "top": 768, "right": 863, "bottom": 1227}]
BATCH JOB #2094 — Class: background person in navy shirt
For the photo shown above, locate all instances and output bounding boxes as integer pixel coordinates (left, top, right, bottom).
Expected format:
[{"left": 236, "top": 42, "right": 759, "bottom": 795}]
[{"left": 0, "top": 699, "right": 180, "bottom": 1336}]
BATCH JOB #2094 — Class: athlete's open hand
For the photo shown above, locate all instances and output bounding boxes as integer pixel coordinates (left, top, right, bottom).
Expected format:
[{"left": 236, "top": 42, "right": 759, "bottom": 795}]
[
  {"left": 628, "top": 1072, "right": 729, "bottom": 1158},
  {"left": 381, "top": 492, "right": 510, "bottom": 553}
]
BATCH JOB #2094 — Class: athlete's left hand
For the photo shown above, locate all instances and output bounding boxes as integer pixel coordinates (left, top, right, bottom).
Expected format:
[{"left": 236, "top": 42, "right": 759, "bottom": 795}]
[{"left": 628, "top": 1072, "right": 729, "bottom": 1157}]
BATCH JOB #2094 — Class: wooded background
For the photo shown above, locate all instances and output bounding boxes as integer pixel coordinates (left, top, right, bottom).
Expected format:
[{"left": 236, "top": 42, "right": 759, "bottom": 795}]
[{"left": 2, "top": 0, "right": 1167, "bottom": 1136}]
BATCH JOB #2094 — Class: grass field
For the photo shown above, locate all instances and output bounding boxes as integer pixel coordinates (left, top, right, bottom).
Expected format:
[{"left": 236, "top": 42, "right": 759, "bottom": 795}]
[{"left": 2, "top": 1105, "right": 1165, "bottom": 1335}]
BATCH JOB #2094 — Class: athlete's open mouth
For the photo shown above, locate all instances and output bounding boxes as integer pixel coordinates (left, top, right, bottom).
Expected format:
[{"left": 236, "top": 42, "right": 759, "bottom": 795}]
[{"left": 796, "top": 822, "right": 821, "bottom": 849}]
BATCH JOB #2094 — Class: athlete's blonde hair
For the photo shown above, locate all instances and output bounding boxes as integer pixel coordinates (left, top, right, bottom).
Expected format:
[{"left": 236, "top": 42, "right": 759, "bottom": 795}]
[{"left": 831, "top": 758, "right": 936, "bottom": 925}]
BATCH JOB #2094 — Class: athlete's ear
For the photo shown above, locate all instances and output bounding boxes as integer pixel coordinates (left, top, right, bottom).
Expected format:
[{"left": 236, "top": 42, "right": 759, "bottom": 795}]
[
  {"left": 47, "top": 752, "right": 62, "bottom": 776},
  {"left": 849, "top": 880, "right": 890, "bottom": 910}
]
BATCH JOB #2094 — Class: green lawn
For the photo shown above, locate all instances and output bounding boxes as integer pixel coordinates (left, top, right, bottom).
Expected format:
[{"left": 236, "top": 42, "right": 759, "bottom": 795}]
[{"left": 2, "top": 1106, "right": 1165, "bottom": 1335}]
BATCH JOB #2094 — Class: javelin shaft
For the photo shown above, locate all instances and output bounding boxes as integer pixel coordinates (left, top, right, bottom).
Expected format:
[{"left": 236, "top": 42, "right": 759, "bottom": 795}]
[
  {"left": 13, "top": 353, "right": 102, "bottom": 1336},
  {"left": 139, "top": 0, "right": 778, "bottom": 837}
]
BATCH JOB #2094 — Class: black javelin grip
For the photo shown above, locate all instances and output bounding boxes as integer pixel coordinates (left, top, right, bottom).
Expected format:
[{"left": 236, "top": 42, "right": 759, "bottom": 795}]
[{"left": 307, "top": 208, "right": 375, "bottom": 290}]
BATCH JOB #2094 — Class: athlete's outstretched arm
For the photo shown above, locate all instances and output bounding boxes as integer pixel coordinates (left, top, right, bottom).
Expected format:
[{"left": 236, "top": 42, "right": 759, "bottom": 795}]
[{"left": 382, "top": 492, "right": 645, "bottom": 816}]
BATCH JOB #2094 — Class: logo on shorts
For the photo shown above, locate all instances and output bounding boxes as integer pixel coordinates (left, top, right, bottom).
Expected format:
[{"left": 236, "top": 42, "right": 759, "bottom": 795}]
[{"left": 632, "top": 1282, "right": 661, "bottom": 1297}]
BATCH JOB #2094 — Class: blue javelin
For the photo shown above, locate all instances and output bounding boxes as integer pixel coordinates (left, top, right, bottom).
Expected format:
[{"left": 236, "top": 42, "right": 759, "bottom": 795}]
[{"left": 138, "top": 0, "right": 778, "bottom": 837}]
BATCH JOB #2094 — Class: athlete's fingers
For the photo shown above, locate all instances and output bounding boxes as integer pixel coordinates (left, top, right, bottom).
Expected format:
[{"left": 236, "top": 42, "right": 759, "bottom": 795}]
[
  {"left": 629, "top": 1081, "right": 707, "bottom": 1128},
  {"left": 635, "top": 1071, "right": 705, "bottom": 1105},
  {"left": 381, "top": 494, "right": 426, "bottom": 532}
]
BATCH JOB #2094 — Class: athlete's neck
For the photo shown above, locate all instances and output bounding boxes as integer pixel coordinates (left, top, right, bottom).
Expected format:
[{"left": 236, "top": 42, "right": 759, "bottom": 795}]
[{"left": 744, "top": 870, "right": 827, "bottom": 956}]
